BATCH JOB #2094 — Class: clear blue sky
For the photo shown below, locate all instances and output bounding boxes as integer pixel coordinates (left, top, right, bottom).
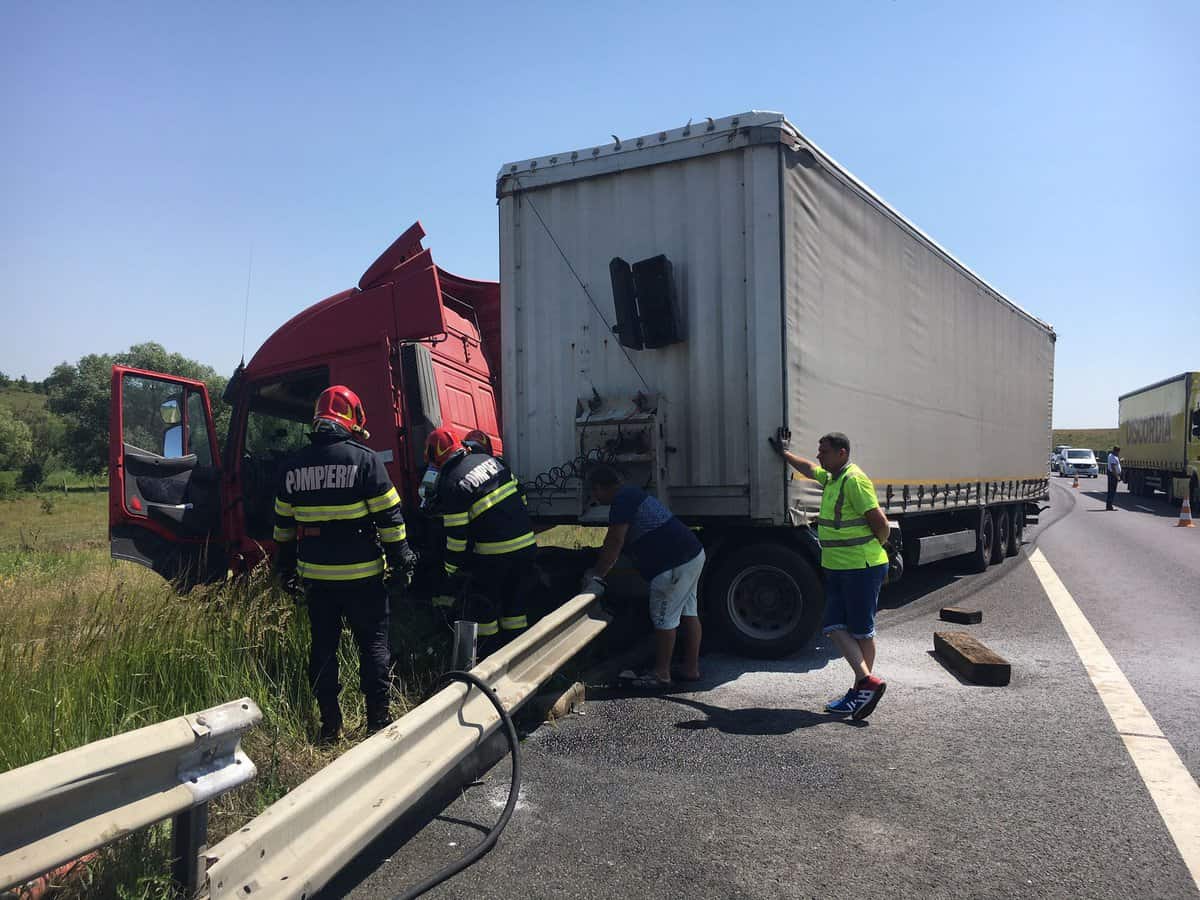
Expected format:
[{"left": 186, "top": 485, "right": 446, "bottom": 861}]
[{"left": 2, "top": 1, "right": 1196, "bottom": 428}]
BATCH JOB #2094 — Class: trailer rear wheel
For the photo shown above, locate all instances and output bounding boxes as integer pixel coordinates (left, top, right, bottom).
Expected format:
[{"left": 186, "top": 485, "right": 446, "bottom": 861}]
[
  {"left": 991, "top": 508, "right": 1009, "bottom": 565},
  {"left": 1006, "top": 505, "right": 1023, "bottom": 557},
  {"left": 705, "top": 544, "right": 823, "bottom": 659},
  {"left": 967, "top": 509, "right": 995, "bottom": 573}
]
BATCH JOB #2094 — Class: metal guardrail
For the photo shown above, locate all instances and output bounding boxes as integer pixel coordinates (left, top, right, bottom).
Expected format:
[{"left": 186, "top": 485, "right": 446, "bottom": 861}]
[
  {"left": 0, "top": 698, "right": 262, "bottom": 896},
  {"left": 204, "top": 590, "right": 609, "bottom": 899}
]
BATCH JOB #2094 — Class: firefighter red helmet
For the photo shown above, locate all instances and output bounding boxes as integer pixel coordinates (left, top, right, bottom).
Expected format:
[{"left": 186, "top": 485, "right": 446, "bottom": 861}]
[
  {"left": 425, "top": 427, "right": 464, "bottom": 467},
  {"left": 313, "top": 385, "right": 369, "bottom": 438},
  {"left": 462, "top": 429, "right": 494, "bottom": 456}
]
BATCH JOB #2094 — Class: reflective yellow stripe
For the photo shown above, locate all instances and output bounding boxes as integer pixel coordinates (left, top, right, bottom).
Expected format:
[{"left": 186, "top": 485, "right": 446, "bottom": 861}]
[
  {"left": 469, "top": 479, "right": 518, "bottom": 520},
  {"left": 443, "top": 511, "right": 470, "bottom": 527},
  {"left": 273, "top": 526, "right": 297, "bottom": 542},
  {"left": 500, "top": 615, "right": 528, "bottom": 631},
  {"left": 274, "top": 497, "right": 294, "bottom": 516},
  {"left": 445, "top": 562, "right": 459, "bottom": 574},
  {"left": 474, "top": 532, "right": 536, "bottom": 556},
  {"left": 292, "top": 501, "right": 370, "bottom": 522},
  {"left": 446, "top": 537, "right": 468, "bottom": 552},
  {"left": 431, "top": 595, "right": 457, "bottom": 608},
  {"left": 378, "top": 524, "right": 408, "bottom": 542},
  {"left": 297, "top": 557, "right": 384, "bottom": 580},
  {"left": 366, "top": 487, "right": 401, "bottom": 513},
  {"left": 477, "top": 620, "right": 499, "bottom": 636}
]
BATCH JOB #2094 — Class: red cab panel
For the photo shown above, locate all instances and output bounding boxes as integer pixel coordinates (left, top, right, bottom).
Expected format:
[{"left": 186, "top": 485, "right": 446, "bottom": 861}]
[{"left": 108, "top": 366, "right": 226, "bottom": 586}]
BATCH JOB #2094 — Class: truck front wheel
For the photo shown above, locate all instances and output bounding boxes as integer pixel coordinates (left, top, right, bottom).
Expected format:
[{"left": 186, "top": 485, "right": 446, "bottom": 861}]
[{"left": 704, "top": 543, "right": 824, "bottom": 659}]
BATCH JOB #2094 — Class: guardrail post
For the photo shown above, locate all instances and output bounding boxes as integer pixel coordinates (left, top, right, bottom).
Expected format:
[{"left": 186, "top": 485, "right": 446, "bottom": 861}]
[
  {"left": 452, "top": 620, "right": 478, "bottom": 670},
  {"left": 171, "top": 802, "right": 208, "bottom": 897}
]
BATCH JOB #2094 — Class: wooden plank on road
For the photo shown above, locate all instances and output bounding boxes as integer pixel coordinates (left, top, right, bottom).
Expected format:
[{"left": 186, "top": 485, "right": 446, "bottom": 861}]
[
  {"left": 934, "top": 631, "right": 1011, "bottom": 686},
  {"left": 939, "top": 607, "right": 982, "bottom": 624}
]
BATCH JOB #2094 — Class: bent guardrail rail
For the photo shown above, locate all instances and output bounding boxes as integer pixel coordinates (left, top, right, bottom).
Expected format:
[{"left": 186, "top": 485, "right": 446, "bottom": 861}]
[
  {"left": 0, "top": 698, "right": 262, "bottom": 896},
  {"left": 204, "top": 591, "right": 609, "bottom": 899}
]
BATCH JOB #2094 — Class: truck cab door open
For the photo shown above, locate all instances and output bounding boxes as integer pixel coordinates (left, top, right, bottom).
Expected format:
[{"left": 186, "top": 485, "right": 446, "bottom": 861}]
[{"left": 109, "top": 366, "right": 226, "bottom": 586}]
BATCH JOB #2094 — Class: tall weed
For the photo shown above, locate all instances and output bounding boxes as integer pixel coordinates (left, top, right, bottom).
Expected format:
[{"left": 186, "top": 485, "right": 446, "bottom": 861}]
[{"left": 0, "top": 493, "right": 445, "bottom": 897}]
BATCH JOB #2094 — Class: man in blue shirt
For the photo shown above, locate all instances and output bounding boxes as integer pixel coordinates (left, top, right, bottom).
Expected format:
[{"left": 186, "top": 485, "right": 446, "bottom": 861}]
[{"left": 584, "top": 465, "right": 705, "bottom": 689}]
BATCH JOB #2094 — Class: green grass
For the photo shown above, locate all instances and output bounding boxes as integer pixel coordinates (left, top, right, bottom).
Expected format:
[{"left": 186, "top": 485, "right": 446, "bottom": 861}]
[
  {"left": 1052, "top": 428, "right": 1120, "bottom": 452},
  {"left": 0, "top": 385, "right": 48, "bottom": 417},
  {"left": 0, "top": 492, "right": 444, "bottom": 898},
  {"left": 536, "top": 523, "right": 606, "bottom": 549}
]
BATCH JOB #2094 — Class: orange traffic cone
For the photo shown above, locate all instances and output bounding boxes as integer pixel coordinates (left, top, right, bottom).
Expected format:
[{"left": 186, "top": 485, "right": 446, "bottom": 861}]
[
  {"left": 1178, "top": 495, "right": 1195, "bottom": 527},
  {"left": 1072, "top": 474, "right": 1080, "bottom": 489}
]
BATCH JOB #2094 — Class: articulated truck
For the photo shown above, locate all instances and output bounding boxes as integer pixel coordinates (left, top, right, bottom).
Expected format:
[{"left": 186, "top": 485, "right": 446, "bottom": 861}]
[
  {"left": 109, "top": 111, "right": 1054, "bottom": 657},
  {"left": 1118, "top": 372, "right": 1200, "bottom": 506}
]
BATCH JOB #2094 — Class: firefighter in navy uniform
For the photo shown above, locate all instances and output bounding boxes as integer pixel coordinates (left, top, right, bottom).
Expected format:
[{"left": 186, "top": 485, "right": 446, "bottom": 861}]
[
  {"left": 273, "top": 386, "right": 417, "bottom": 742},
  {"left": 424, "top": 427, "right": 537, "bottom": 654}
]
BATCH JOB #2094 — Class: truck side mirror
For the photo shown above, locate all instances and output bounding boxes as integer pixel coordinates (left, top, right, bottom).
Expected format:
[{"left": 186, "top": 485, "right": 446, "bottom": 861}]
[
  {"left": 159, "top": 398, "right": 181, "bottom": 425},
  {"left": 162, "top": 424, "right": 184, "bottom": 458},
  {"left": 608, "top": 254, "right": 683, "bottom": 350},
  {"left": 632, "top": 255, "right": 682, "bottom": 349},
  {"left": 609, "top": 258, "right": 644, "bottom": 350}
]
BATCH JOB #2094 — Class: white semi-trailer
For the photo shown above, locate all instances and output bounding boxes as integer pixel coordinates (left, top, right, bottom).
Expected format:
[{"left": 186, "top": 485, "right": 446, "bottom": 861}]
[{"left": 497, "top": 111, "right": 1054, "bottom": 657}]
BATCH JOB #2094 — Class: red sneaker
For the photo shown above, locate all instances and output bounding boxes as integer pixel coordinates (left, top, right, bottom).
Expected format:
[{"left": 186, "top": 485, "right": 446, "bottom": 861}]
[{"left": 849, "top": 675, "right": 886, "bottom": 720}]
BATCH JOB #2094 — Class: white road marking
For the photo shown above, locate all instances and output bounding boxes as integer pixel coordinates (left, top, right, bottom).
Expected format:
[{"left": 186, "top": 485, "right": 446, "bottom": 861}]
[
  {"left": 1137, "top": 505, "right": 1154, "bottom": 512},
  {"left": 1029, "top": 548, "right": 1200, "bottom": 891}
]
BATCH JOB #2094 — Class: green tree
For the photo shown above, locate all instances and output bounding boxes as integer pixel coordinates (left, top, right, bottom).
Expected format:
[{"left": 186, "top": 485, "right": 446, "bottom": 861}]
[
  {"left": 0, "top": 418, "right": 33, "bottom": 470},
  {"left": 46, "top": 343, "right": 230, "bottom": 475}
]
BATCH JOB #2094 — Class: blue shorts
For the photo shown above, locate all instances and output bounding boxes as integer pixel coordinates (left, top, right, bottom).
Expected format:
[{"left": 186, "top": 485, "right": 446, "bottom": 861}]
[{"left": 822, "top": 564, "right": 888, "bottom": 639}]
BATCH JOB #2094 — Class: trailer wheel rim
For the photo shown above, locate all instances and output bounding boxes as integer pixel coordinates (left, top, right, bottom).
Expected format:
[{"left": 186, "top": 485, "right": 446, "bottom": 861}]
[{"left": 725, "top": 565, "right": 806, "bottom": 640}]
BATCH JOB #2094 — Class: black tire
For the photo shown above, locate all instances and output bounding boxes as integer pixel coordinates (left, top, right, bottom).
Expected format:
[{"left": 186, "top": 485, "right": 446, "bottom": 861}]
[
  {"left": 966, "top": 508, "right": 995, "bottom": 573},
  {"left": 704, "top": 543, "right": 824, "bottom": 659},
  {"left": 991, "top": 507, "right": 1009, "bottom": 566},
  {"left": 1006, "top": 505, "right": 1023, "bottom": 557}
]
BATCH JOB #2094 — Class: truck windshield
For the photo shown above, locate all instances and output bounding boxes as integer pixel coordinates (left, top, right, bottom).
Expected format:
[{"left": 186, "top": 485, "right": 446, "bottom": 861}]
[{"left": 240, "top": 369, "right": 329, "bottom": 539}]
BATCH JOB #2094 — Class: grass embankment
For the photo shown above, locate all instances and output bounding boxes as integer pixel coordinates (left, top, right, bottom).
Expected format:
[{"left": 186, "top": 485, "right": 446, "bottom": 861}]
[
  {"left": 1052, "top": 428, "right": 1119, "bottom": 451},
  {"left": 0, "top": 493, "right": 445, "bottom": 898},
  {"left": 0, "top": 493, "right": 605, "bottom": 897}
]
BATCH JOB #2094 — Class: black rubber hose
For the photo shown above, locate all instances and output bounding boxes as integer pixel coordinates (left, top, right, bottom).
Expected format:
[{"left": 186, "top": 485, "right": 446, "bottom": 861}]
[{"left": 392, "top": 670, "right": 522, "bottom": 900}]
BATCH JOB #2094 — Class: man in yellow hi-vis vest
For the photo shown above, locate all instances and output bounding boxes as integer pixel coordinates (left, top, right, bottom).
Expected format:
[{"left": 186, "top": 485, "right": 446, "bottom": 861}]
[{"left": 769, "top": 431, "right": 892, "bottom": 720}]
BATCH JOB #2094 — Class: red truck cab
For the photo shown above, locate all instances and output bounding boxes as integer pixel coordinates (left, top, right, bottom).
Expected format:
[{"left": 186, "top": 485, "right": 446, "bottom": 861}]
[{"left": 109, "top": 223, "right": 502, "bottom": 586}]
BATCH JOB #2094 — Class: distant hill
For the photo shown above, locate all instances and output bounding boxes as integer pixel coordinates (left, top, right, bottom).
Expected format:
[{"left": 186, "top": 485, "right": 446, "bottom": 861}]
[
  {"left": 1053, "top": 428, "right": 1119, "bottom": 451},
  {"left": 0, "top": 387, "right": 48, "bottom": 417}
]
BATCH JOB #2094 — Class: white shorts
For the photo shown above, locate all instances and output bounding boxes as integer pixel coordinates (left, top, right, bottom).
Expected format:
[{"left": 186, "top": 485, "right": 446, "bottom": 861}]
[{"left": 647, "top": 550, "right": 706, "bottom": 630}]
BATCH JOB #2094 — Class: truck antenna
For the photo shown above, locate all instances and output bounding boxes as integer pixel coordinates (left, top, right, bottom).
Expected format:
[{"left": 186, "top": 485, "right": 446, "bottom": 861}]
[{"left": 240, "top": 245, "right": 255, "bottom": 365}]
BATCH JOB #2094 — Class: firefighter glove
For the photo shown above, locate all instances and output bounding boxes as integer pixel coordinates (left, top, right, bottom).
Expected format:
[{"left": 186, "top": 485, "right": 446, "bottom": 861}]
[
  {"left": 580, "top": 569, "right": 607, "bottom": 597},
  {"left": 276, "top": 568, "right": 303, "bottom": 602}
]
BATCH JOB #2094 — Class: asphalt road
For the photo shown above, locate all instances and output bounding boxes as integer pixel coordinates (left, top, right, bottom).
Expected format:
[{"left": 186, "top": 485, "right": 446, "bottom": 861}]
[{"left": 333, "top": 479, "right": 1199, "bottom": 900}]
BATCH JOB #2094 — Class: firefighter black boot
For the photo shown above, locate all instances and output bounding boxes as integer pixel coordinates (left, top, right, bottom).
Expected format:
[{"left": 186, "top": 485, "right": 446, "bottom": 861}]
[
  {"left": 366, "top": 697, "right": 393, "bottom": 735},
  {"left": 317, "top": 698, "right": 343, "bottom": 745}
]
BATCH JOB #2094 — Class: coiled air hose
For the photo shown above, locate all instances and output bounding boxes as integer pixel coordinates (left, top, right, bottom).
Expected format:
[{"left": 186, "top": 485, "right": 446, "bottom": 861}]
[{"left": 392, "top": 670, "right": 521, "bottom": 900}]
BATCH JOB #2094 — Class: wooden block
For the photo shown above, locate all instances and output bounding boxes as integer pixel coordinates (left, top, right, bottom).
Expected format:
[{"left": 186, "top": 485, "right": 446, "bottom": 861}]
[
  {"left": 940, "top": 606, "right": 983, "bottom": 625},
  {"left": 526, "top": 681, "right": 586, "bottom": 722},
  {"left": 934, "top": 631, "right": 1011, "bottom": 686}
]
